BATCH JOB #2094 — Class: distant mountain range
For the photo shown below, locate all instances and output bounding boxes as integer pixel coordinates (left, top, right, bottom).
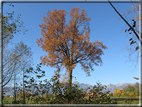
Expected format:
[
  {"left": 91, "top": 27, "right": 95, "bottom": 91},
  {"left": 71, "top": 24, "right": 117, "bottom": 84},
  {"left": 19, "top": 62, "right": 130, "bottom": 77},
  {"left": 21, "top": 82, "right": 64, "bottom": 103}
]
[
  {"left": 72, "top": 82, "right": 136, "bottom": 93},
  {"left": 3, "top": 82, "right": 136, "bottom": 96},
  {"left": 102, "top": 83, "right": 136, "bottom": 93}
]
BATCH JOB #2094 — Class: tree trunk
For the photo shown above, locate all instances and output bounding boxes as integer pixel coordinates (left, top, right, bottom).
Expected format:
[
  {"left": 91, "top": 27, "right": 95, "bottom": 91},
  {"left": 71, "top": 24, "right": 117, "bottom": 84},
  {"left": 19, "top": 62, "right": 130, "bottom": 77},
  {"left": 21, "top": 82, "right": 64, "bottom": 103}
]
[
  {"left": 14, "top": 72, "right": 16, "bottom": 103},
  {"left": 68, "top": 68, "right": 72, "bottom": 93},
  {"left": 23, "top": 70, "right": 25, "bottom": 104}
]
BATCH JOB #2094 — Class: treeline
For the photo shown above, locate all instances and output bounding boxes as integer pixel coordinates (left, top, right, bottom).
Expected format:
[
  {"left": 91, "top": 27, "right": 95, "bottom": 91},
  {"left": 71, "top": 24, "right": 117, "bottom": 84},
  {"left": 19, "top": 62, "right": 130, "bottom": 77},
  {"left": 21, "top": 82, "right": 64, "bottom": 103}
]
[
  {"left": 3, "top": 64, "right": 116, "bottom": 104},
  {"left": 109, "top": 83, "right": 140, "bottom": 97}
]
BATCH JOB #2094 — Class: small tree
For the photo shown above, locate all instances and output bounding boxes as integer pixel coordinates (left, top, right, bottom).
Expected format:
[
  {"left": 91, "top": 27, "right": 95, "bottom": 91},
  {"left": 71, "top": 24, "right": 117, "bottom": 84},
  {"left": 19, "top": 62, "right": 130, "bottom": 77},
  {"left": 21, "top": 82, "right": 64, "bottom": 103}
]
[
  {"left": 114, "top": 89, "right": 122, "bottom": 97},
  {"left": 22, "top": 63, "right": 46, "bottom": 104},
  {"left": 1, "top": 4, "right": 28, "bottom": 88}
]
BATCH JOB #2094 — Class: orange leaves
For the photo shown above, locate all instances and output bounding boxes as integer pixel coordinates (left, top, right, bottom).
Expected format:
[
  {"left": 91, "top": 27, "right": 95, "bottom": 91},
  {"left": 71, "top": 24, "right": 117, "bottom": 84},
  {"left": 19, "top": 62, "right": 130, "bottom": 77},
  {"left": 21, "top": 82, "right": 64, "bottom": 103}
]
[
  {"left": 69, "top": 7, "right": 80, "bottom": 18},
  {"left": 39, "top": 9, "right": 67, "bottom": 42},
  {"left": 60, "top": 72, "right": 69, "bottom": 86},
  {"left": 94, "top": 40, "right": 107, "bottom": 50},
  {"left": 40, "top": 56, "right": 43, "bottom": 60},
  {"left": 37, "top": 7, "right": 107, "bottom": 81}
]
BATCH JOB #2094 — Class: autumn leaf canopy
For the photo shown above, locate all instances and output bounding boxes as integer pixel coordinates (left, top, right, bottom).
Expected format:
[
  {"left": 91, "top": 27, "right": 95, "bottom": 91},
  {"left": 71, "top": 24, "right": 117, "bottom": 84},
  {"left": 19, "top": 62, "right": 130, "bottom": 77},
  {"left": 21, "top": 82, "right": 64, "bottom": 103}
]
[{"left": 37, "top": 7, "right": 107, "bottom": 76}]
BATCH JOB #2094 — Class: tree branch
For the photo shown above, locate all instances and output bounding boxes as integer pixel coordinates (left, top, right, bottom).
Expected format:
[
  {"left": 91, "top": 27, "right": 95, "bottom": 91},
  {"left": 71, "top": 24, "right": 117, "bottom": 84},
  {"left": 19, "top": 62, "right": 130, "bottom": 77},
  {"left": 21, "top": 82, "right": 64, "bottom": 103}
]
[
  {"left": 108, "top": 0, "right": 141, "bottom": 45},
  {"left": 3, "top": 44, "right": 33, "bottom": 67}
]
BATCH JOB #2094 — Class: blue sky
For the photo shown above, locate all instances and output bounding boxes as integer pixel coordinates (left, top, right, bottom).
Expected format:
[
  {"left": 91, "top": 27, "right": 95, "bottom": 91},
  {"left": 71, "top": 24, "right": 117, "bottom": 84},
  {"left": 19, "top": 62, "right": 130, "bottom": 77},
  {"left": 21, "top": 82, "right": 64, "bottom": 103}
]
[{"left": 3, "top": 2, "right": 139, "bottom": 86}]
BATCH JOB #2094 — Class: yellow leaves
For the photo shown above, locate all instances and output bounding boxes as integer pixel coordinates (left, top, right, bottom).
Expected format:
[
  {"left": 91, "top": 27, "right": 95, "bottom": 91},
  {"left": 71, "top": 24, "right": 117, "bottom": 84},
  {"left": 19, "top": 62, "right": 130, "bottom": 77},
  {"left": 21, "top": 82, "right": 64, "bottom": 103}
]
[
  {"left": 114, "top": 89, "right": 121, "bottom": 97},
  {"left": 121, "top": 89, "right": 124, "bottom": 93},
  {"left": 114, "top": 89, "right": 126, "bottom": 97},
  {"left": 115, "top": 89, "right": 121, "bottom": 93},
  {"left": 43, "top": 94, "right": 48, "bottom": 99},
  {"left": 121, "top": 93, "right": 124, "bottom": 96}
]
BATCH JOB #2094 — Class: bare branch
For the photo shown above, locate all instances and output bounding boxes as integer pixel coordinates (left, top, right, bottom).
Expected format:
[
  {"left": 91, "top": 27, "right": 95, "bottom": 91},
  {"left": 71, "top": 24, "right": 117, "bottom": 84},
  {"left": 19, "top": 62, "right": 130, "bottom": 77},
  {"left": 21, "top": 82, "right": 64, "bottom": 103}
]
[{"left": 108, "top": 0, "right": 141, "bottom": 45}]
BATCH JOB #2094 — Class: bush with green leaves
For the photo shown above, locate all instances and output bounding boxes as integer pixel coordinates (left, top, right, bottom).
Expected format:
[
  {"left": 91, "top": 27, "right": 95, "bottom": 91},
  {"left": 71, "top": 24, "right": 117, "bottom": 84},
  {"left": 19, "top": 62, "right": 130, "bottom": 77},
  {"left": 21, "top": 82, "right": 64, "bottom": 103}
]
[
  {"left": 42, "top": 73, "right": 114, "bottom": 104},
  {"left": 123, "top": 82, "right": 139, "bottom": 97},
  {"left": 17, "top": 63, "right": 117, "bottom": 104},
  {"left": 33, "top": 96, "right": 46, "bottom": 104},
  {"left": 84, "top": 82, "right": 112, "bottom": 104}
]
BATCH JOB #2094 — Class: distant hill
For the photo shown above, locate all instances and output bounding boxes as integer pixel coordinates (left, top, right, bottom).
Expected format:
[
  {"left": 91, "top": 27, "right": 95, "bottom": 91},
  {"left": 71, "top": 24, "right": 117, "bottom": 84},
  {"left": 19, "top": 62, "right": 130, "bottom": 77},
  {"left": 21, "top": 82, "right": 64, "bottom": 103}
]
[{"left": 3, "top": 82, "right": 137, "bottom": 96}]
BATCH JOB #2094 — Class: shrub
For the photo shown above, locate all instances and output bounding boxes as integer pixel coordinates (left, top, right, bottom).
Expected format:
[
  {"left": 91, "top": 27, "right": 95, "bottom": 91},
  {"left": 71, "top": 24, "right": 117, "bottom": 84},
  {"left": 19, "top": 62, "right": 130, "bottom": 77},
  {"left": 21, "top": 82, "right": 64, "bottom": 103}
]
[
  {"left": 47, "top": 74, "right": 113, "bottom": 104},
  {"left": 13, "top": 69, "right": 117, "bottom": 104}
]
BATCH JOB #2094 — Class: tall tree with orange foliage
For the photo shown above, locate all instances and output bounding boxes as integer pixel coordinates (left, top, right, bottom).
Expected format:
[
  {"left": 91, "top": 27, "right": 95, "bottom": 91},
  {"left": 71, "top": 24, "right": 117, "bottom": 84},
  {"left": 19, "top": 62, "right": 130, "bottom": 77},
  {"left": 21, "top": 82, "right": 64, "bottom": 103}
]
[{"left": 37, "top": 7, "right": 107, "bottom": 92}]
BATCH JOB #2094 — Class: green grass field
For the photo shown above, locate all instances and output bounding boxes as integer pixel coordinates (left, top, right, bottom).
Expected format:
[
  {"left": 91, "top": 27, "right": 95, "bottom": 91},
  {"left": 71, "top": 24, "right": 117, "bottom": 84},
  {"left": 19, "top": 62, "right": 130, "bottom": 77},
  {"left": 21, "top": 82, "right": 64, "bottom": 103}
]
[
  {"left": 110, "top": 96, "right": 139, "bottom": 104},
  {"left": 3, "top": 96, "right": 140, "bottom": 104}
]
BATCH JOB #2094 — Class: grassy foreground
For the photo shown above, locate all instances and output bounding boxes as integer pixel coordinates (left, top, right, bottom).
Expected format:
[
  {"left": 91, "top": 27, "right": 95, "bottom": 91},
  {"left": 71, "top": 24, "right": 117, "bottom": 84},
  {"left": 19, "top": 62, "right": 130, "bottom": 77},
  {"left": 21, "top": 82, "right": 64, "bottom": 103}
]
[{"left": 3, "top": 96, "right": 140, "bottom": 104}]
